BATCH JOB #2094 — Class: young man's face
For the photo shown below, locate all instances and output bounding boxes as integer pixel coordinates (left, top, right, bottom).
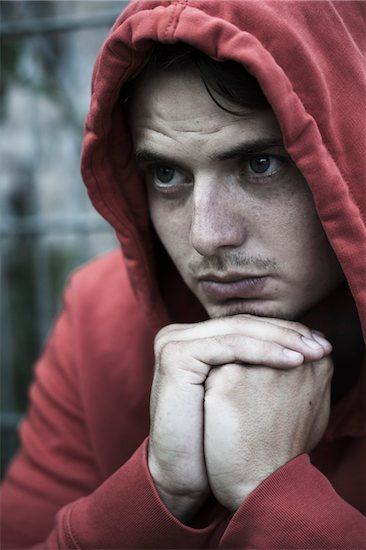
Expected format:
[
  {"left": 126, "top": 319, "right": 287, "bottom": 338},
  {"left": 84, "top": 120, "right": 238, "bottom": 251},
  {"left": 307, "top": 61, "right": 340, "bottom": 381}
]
[{"left": 129, "top": 67, "right": 343, "bottom": 320}]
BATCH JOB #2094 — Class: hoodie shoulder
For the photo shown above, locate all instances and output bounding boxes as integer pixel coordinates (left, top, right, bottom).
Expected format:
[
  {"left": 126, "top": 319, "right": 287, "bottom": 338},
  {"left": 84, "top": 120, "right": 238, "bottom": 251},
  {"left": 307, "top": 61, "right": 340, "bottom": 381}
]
[
  {"left": 65, "top": 249, "right": 147, "bottom": 329},
  {"left": 69, "top": 249, "right": 128, "bottom": 297}
]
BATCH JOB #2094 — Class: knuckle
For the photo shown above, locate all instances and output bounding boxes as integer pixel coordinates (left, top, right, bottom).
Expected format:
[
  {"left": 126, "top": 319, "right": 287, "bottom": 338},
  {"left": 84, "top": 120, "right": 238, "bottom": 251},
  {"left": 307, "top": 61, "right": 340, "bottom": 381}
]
[
  {"left": 154, "top": 324, "right": 180, "bottom": 358},
  {"left": 155, "top": 323, "right": 177, "bottom": 341},
  {"left": 222, "top": 332, "right": 244, "bottom": 349},
  {"left": 287, "top": 321, "right": 313, "bottom": 337},
  {"left": 280, "top": 326, "right": 311, "bottom": 348},
  {"left": 155, "top": 325, "right": 170, "bottom": 340},
  {"left": 222, "top": 362, "right": 242, "bottom": 375},
  {"left": 316, "top": 355, "right": 334, "bottom": 374},
  {"left": 153, "top": 335, "right": 165, "bottom": 361},
  {"left": 293, "top": 329, "right": 309, "bottom": 345},
  {"left": 158, "top": 339, "right": 179, "bottom": 369},
  {"left": 260, "top": 339, "right": 278, "bottom": 359},
  {"left": 235, "top": 313, "right": 255, "bottom": 323},
  {"left": 223, "top": 363, "right": 245, "bottom": 384},
  {"left": 227, "top": 314, "right": 256, "bottom": 332},
  {"left": 213, "top": 333, "right": 237, "bottom": 349},
  {"left": 263, "top": 341, "right": 295, "bottom": 367},
  {"left": 208, "top": 363, "right": 244, "bottom": 392}
]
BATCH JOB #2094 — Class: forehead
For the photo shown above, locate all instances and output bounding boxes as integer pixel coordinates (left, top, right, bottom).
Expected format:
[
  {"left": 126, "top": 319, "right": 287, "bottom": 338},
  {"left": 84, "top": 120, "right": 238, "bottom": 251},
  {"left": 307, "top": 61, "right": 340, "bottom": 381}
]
[{"left": 127, "top": 67, "right": 283, "bottom": 158}]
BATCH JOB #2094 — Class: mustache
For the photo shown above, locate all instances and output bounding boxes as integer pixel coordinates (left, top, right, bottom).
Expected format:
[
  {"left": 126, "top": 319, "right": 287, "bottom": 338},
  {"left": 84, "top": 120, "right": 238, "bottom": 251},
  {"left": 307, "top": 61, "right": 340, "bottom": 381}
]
[{"left": 188, "top": 254, "right": 277, "bottom": 274}]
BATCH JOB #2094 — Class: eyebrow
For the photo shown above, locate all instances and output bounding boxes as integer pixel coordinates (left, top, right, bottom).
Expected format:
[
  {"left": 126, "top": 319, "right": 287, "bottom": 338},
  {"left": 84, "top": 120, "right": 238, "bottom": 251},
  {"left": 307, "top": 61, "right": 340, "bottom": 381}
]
[
  {"left": 134, "top": 139, "right": 285, "bottom": 165},
  {"left": 212, "top": 139, "right": 285, "bottom": 161}
]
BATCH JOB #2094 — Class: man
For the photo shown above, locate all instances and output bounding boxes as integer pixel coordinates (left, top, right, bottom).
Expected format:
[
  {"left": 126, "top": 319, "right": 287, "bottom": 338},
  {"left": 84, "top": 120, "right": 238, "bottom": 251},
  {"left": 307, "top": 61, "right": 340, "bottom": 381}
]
[{"left": 1, "top": 1, "right": 365, "bottom": 548}]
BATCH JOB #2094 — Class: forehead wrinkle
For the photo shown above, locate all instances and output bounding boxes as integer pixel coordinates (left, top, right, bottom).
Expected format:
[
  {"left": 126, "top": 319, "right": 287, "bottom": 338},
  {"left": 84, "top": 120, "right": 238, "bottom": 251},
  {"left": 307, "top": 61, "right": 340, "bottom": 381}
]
[
  {"left": 130, "top": 76, "right": 284, "bottom": 164},
  {"left": 134, "top": 113, "right": 248, "bottom": 136},
  {"left": 133, "top": 123, "right": 284, "bottom": 169}
]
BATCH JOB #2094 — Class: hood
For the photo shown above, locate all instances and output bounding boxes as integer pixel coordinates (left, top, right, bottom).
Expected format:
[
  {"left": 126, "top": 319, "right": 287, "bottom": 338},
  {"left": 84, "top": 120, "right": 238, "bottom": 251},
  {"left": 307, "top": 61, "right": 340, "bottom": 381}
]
[{"left": 81, "top": 0, "right": 366, "bottom": 339}]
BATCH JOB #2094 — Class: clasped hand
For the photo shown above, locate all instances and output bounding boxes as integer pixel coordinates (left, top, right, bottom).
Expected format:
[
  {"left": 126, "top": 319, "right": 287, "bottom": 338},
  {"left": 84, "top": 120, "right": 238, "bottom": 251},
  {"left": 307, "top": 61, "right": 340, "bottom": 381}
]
[{"left": 148, "top": 315, "right": 333, "bottom": 520}]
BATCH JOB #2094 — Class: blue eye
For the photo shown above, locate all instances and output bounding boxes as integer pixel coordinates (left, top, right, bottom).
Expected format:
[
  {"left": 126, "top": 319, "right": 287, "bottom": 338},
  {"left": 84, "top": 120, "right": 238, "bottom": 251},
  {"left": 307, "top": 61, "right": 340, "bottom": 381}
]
[
  {"left": 155, "top": 166, "right": 176, "bottom": 183},
  {"left": 249, "top": 156, "right": 272, "bottom": 174},
  {"left": 150, "top": 165, "right": 191, "bottom": 192},
  {"left": 246, "top": 155, "right": 287, "bottom": 178}
]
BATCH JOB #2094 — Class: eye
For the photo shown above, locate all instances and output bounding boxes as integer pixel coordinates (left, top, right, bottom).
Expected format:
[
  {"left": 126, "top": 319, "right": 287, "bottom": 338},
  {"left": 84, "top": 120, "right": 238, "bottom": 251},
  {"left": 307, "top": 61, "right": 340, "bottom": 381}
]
[
  {"left": 155, "top": 166, "right": 176, "bottom": 184},
  {"left": 249, "top": 156, "right": 272, "bottom": 174},
  {"left": 246, "top": 155, "right": 286, "bottom": 178},
  {"left": 147, "top": 164, "right": 191, "bottom": 194}
]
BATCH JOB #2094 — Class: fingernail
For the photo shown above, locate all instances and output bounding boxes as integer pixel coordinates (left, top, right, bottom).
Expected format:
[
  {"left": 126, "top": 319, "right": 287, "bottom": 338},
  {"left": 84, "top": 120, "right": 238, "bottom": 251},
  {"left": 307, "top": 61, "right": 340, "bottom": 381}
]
[
  {"left": 301, "top": 335, "right": 322, "bottom": 349},
  {"left": 283, "top": 349, "right": 304, "bottom": 362},
  {"left": 312, "top": 330, "right": 326, "bottom": 338},
  {"left": 312, "top": 332, "right": 332, "bottom": 350}
]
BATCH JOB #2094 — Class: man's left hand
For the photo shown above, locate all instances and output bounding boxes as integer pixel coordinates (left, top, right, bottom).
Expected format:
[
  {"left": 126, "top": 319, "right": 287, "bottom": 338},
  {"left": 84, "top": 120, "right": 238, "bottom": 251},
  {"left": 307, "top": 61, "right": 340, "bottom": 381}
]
[{"left": 204, "top": 356, "right": 333, "bottom": 512}]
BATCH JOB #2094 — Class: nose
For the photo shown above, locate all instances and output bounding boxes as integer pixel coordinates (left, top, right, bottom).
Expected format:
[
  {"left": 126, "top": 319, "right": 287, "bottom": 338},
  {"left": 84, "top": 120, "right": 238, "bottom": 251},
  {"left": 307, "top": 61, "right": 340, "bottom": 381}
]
[{"left": 190, "top": 177, "right": 247, "bottom": 256}]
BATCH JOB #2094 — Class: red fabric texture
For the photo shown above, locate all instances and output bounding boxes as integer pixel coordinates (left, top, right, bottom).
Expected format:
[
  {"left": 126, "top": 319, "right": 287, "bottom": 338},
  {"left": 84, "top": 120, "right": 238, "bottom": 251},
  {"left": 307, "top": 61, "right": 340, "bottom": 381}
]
[{"left": 1, "top": 0, "right": 365, "bottom": 548}]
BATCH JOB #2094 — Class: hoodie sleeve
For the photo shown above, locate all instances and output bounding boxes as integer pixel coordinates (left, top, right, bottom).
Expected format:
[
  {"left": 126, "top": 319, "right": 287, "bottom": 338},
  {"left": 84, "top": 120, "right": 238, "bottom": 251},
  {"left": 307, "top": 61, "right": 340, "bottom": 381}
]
[
  {"left": 1, "top": 285, "right": 365, "bottom": 550},
  {"left": 0, "top": 281, "right": 223, "bottom": 550},
  {"left": 219, "top": 453, "right": 366, "bottom": 549}
]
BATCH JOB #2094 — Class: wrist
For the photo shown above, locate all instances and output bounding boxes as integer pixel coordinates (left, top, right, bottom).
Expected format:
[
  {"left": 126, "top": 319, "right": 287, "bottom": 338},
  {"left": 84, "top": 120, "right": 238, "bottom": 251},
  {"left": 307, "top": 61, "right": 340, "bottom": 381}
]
[
  {"left": 226, "top": 483, "right": 257, "bottom": 513},
  {"left": 214, "top": 477, "right": 266, "bottom": 513},
  {"left": 154, "top": 482, "right": 209, "bottom": 521},
  {"left": 148, "top": 452, "right": 210, "bottom": 523}
]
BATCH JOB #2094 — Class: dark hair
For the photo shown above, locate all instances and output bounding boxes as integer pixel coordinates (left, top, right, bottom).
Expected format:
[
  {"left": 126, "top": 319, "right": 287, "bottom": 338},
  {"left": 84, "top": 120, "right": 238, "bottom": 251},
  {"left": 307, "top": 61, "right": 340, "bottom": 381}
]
[{"left": 122, "top": 42, "right": 269, "bottom": 113}]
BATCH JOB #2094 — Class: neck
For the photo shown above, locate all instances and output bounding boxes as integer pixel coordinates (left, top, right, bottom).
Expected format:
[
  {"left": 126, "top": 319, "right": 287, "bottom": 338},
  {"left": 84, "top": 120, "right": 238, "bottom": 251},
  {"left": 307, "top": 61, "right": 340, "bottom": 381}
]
[{"left": 299, "top": 282, "right": 364, "bottom": 404}]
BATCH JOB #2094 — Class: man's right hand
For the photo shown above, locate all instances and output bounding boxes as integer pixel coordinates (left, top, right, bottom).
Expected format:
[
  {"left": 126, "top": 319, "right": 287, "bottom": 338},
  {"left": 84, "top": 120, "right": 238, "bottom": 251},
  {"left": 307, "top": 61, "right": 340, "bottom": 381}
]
[{"left": 147, "top": 315, "right": 330, "bottom": 521}]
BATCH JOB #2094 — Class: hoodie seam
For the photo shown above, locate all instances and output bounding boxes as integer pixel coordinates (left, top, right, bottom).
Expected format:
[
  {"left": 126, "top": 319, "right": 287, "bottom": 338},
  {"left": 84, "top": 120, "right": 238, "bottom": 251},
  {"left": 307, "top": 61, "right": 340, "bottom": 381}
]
[
  {"left": 164, "top": 0, "right": 188, "bottom": 40},
  {"left": 87, "top": 1, "right": 366, "bottom": 334},
  {"left": 166, "top": 2, "right": 359, "bottom": 214},
  {"left": 276, "top": 65, "right": 360, "bottom": 214},
  {"left": 87, "top": 123, "right": 160, "bottom": 327},
  {"left": 62, "top": 504, "right": 81, "bottom": 550},
  {"left": 267, "top": 59, "right": 364, "bottom": 237}
]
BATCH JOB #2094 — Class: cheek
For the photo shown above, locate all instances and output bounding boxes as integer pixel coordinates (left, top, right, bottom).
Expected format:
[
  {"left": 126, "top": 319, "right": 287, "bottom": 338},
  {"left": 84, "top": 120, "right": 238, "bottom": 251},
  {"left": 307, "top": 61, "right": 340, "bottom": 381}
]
[
  {"left": 149, "top": 198, "right": 191, "bottom": 268},
  {"left": 262, "top": 184, "right": 337, "bottom": 266},
  {"left": 277, "top": 199, "right": 342, "bottom": 290}
]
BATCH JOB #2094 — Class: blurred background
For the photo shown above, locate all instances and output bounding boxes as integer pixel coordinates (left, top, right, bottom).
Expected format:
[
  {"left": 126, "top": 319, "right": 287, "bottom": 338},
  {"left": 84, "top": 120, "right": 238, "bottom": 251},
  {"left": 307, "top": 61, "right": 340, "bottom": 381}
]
[{"left": 1, "top": 0, "right": 131, "bottom": 476}]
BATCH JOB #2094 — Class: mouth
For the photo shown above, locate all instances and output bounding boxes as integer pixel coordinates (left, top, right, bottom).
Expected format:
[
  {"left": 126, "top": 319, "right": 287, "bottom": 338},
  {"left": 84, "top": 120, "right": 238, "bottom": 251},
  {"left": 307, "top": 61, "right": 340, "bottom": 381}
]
[{"left": 197, "top": 274, "right": 268, "bottom": 300}]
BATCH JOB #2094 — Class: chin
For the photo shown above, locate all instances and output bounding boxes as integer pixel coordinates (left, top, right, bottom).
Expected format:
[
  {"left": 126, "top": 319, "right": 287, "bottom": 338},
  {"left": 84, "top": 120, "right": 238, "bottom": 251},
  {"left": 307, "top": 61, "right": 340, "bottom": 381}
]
[{"left": 205, "top": 300, "right": 295, "bottom": 321}]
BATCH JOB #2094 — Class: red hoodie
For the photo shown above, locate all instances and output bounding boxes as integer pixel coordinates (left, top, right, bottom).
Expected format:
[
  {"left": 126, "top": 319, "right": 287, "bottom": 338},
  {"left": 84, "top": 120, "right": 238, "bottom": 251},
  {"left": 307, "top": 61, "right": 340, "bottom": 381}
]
[{"left": 1, "top": 1, "right": 365, "bottom": 548}]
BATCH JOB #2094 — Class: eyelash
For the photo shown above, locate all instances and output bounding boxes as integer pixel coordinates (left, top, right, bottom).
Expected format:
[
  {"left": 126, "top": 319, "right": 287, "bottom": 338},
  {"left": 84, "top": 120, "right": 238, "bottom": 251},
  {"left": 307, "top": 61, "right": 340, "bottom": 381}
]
[
  {"left": 240, "top": 154, "right": 289, "bottom": 179},
  {"left": 146, "top": 166, "right": 191, "bottom": 194},
  {"left": 145, "top": 154, "right": 291, "bottom": 194}
]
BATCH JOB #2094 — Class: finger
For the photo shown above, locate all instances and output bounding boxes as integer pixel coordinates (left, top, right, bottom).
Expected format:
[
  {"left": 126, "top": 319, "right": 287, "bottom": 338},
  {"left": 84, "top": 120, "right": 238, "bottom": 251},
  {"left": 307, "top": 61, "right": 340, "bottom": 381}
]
[
  {"left": 159, "top": 315, "right": 315, "bottom": 343},
  {"left": 156, "top": 316, "right": 331, "bottom": 363},
  {"left": 157, "top": 334, "right": 306, "bottom": 378}
]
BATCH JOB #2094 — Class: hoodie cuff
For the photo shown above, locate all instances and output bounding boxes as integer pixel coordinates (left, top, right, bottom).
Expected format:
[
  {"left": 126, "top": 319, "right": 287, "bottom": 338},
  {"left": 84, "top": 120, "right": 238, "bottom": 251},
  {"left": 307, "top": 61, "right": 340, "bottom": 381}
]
[
  {"left": 219, "top": 454, "right": 366, "bottom": 549},
  {"left": 66, "top": 438, "right": 224, "bottom": 549}
]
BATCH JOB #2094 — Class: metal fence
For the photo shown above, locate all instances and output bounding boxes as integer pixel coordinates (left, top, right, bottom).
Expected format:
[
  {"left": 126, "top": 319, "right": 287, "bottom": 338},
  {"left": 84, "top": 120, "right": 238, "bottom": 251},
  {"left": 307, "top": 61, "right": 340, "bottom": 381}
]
[{"left": 0, "top": 1, "right": 130, "bottom": 476}]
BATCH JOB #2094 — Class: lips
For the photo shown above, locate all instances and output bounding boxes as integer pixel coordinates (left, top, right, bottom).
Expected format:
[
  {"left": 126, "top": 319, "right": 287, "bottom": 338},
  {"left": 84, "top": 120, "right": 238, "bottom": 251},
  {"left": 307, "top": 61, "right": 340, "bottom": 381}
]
[{"left": 198, "top": 276, "right": 267, "bottom": 300}]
